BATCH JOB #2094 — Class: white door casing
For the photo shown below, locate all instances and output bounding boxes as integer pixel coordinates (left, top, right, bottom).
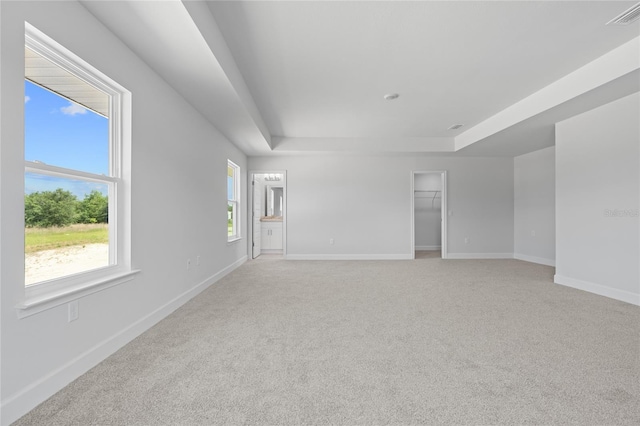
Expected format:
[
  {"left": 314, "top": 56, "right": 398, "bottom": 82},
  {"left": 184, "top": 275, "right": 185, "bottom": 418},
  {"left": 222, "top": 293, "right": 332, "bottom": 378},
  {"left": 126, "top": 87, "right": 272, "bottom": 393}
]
[
  {"left": 249, "top": 170, "right": 287, "bottom": 259},
  {"left": 411, "top": 171, "right": 448, "bottom": 259}
]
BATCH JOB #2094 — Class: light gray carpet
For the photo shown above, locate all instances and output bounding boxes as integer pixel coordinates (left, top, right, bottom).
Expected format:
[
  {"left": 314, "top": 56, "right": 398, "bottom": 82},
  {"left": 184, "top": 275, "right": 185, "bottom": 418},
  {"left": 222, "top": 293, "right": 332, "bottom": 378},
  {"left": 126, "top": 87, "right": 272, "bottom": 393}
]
[{"left": 14, "top": 258, "right": 640, "bottom": 425}]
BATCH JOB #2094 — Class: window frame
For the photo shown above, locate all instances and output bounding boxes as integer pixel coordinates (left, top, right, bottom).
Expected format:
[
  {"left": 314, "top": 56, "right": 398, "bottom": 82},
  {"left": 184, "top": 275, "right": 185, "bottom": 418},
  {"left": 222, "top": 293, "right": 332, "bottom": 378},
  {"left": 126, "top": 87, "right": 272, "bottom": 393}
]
[
  {"left": 18, "top": 23, "right": 137, "bottom": 318},
  {"left": 227, "top": 160, "right": 241, "bottom": 242}
]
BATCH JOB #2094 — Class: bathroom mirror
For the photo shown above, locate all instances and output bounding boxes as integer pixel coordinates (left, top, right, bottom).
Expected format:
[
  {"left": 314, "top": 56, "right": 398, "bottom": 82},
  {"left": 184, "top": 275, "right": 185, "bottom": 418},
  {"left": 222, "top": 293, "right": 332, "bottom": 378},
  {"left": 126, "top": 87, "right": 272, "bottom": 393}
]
[{"left": 265, "top": 185, "right": 284, "bottom": 217}]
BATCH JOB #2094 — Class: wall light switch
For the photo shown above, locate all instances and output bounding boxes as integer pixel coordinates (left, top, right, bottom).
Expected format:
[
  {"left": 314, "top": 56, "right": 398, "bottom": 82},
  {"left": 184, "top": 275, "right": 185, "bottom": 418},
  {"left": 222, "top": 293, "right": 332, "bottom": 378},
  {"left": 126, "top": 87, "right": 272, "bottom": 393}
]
[
  {"left": 329, "top": 238, "right": 334, "bottom": 245},
  {"left": 531, "top": 230, "right": 536, "bottom": 237},
  {"left": 68, "top": 301, "right": 79, "bottom": 322}
]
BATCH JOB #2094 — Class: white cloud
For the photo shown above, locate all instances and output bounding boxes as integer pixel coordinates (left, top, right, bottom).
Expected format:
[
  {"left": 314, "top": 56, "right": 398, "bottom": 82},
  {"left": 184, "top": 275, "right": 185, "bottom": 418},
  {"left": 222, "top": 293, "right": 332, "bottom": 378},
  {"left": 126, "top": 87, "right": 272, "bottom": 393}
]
[
  {"left": 60, "top": 103, "right": 87, "bottom": 116},
  {"left": 25, "top": 95, "right": 30, "bottom": 104}
]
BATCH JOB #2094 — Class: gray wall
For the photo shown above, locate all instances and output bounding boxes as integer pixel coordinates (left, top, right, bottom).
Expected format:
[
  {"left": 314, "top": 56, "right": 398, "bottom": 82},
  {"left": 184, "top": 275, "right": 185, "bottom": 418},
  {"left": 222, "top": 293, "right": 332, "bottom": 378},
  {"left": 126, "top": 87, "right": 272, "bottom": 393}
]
[
  {"left": 1, "top": 2, "right": 247, "bottom": 423},
  {"left": 248, "top": 155, "right": 514, "bottom": 259},
  {"left": 555, "top": 92, "right": 639, "bottom": 304},
  {"left": 514, "top": 146, "right": 556, "bottom": 265}
]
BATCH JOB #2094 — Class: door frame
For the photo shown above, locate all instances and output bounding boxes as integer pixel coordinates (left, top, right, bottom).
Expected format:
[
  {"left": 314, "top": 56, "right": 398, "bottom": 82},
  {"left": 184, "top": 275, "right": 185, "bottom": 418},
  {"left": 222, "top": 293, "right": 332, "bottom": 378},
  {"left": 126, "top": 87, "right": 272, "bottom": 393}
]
[
  {"left": 410, "top": 171, "right": 448, "bottom": 259},
  {"left": 249, "top": 170, "right": 287, "bottom": 258}
]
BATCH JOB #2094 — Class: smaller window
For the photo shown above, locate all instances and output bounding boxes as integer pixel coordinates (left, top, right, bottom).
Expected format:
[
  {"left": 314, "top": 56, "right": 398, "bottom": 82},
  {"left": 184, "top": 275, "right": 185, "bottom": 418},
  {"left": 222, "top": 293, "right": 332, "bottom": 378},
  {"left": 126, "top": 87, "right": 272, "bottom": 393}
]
[{"left": 227, "top": 160, "right": 240, "bottom": 241}]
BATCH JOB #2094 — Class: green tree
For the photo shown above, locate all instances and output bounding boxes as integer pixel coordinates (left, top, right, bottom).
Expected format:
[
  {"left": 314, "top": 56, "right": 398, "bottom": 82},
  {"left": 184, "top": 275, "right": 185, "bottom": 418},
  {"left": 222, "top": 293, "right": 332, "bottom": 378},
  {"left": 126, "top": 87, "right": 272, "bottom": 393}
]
[
  {"left": 24, "top": 189, "right": 78, "bottom": 227},
  {"left": 78, "top": 190, "right": 108, "bottom": 224}
]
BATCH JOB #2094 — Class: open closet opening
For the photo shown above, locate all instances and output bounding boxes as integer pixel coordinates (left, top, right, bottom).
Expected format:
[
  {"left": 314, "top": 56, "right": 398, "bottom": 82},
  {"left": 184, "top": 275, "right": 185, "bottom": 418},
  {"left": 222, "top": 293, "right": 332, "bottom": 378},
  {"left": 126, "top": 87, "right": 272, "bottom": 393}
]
[
  {"left": 250, "top": 172, "right": 286, "bottom": 259},
  {"left": 412, "top": 171, "right": 447, "bottom": 259}
]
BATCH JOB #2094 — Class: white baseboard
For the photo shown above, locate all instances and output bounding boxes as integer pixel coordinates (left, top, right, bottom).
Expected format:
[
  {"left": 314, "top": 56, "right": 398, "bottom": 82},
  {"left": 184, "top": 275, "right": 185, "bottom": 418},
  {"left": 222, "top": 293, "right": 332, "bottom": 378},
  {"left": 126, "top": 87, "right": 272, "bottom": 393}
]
[
  {"left": 1, "top": 255, "right": 248, "bottom": 426},
  {"left": 286, "top": 254, "right": 413, "bottom": 260},
  {"left": 513, "top": 253, "right": 556, "bottom": 267},
  {"left": 415, "top": 245, "right": 441, "bottom": 251},
  {"left": 554, "top": 274, "right": 640, "bottom": 306},
  {"left": 446, "top": 253, "right": 514, "bottom": 260}
]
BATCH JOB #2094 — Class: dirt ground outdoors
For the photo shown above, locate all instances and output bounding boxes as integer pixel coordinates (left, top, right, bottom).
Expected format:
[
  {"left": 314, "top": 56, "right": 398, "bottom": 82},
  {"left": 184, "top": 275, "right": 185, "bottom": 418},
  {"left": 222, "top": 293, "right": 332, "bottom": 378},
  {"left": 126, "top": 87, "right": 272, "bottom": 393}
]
[{"left": 25, "top": 243, "right": 109, "bottom": 285}]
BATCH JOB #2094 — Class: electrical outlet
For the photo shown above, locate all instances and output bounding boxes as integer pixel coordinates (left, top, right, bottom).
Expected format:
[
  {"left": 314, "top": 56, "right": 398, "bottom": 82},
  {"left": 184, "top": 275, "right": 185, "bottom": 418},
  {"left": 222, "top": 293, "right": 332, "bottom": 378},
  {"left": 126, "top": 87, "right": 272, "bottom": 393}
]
[
  {"left": 464, "top": 237, "right": 469, "bottom": 244},
  {"left": 531, "top": 230, "right": 536, "bottom": 237},
  {"left": 329, "top": 238, "right": 334, "bottom": 245},
  {"left": 68, "top": 301, "right": 79, "bottom": 322},
  {"left": 187, "top": 258, "right": 191, "bottom": 270}
]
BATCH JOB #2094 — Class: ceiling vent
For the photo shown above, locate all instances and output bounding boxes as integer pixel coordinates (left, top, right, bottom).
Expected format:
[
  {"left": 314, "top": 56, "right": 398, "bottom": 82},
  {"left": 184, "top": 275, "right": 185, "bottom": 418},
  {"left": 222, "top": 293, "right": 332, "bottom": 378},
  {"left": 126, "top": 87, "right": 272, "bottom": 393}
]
[
  {"left": 607, "top": 2, "right": 640, "bottom": 25},
  {"left": 448, "top": 124, "right": 464, "bottom": 130}
]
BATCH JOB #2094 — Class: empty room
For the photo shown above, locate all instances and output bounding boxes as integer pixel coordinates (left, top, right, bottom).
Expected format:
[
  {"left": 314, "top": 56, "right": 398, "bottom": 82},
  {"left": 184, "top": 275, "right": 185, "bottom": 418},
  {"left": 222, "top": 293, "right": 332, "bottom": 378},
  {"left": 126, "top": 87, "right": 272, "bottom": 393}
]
[{"left": 1, "top": 1, "right": 639, "bottom": 425}]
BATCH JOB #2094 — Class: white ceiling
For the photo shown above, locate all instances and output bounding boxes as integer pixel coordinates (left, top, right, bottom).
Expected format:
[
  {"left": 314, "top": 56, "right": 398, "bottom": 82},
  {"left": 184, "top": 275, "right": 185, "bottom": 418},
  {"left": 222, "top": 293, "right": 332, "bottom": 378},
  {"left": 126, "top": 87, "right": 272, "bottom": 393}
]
[{"left": 83, "top": 1, "right": 640, "bottom": 157}]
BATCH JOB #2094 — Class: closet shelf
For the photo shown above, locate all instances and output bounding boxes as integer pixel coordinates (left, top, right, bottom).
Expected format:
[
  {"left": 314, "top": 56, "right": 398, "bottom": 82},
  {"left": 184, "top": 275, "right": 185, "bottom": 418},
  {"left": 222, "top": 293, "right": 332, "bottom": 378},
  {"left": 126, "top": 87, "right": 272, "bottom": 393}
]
[{"left": 414, "top": 190, "right": 441, "bottom": 209}]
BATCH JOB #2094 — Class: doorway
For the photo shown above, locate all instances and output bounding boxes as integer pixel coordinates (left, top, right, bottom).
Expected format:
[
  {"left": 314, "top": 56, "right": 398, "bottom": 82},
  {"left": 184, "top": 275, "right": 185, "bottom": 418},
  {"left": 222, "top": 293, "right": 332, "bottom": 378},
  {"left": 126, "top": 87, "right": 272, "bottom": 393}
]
[
  {"left": 411, "top": 171, "right": 447, "bottom": 259},
  {"left": 250, "top": 171, "right": 286, "bottom": 259}
]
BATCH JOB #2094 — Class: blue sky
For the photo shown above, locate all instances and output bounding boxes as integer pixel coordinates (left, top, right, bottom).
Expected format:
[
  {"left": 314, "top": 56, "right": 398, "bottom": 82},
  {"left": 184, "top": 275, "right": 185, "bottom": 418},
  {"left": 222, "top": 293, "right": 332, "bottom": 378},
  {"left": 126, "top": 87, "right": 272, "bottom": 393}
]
[{"left": 24, "top": 80, "right": 109, "bottom": 198}]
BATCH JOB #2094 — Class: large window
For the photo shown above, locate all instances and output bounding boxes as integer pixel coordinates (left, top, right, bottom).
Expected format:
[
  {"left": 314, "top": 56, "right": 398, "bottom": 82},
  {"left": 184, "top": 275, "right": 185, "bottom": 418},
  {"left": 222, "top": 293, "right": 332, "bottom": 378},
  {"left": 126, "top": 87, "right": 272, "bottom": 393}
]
[
  {"left": 22, "top": 24, "right": 133, "bottom": 310},
  {"left": 227, "top": 160, "right": 240, "bottom": 241}
]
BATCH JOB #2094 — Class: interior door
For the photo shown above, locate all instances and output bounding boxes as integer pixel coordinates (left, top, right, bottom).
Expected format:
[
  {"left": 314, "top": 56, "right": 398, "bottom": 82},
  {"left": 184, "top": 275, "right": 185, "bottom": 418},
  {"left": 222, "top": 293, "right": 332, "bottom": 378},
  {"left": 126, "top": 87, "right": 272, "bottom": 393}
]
[{"left": 252, "top": 178, "right": 262, "bottom": 259}]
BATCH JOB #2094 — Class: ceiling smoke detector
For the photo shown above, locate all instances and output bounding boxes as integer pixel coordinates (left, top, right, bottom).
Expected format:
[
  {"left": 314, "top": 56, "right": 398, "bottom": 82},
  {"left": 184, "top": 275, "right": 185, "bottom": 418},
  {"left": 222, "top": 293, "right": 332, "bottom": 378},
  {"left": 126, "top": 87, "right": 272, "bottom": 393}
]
[
  {"left": 383, "top": 93, "right": 399, "bottom": 101},
  {"left": 448, "top": 124, "right": 464, "bottom": 130},
  {"left": 607, "top": 2, "right": 640, "bottom": 25}
]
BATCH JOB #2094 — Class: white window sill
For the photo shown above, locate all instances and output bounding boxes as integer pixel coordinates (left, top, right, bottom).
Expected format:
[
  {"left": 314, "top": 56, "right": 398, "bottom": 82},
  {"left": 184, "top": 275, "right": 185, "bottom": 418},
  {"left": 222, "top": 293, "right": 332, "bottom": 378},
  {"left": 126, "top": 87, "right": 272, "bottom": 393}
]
[
  {"left": 16, "top": 269, "right": 141, "bottom": 319},
  {"left": 227, "top": 237, "right": 243, "bottom": 245}
]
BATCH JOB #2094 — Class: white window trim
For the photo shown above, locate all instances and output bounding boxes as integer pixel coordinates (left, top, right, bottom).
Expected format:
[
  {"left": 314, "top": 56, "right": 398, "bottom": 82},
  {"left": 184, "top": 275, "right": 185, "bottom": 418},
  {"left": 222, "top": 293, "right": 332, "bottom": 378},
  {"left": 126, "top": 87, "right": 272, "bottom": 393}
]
[
  {"left": 17, "top": 23, "right": 138, "bottom": 318},
  {"left": 227, "top": 160, "right": 241, "bottom": 242}
]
